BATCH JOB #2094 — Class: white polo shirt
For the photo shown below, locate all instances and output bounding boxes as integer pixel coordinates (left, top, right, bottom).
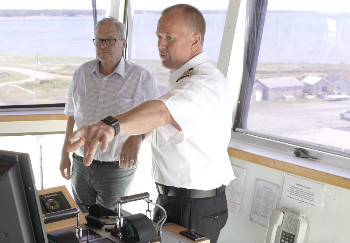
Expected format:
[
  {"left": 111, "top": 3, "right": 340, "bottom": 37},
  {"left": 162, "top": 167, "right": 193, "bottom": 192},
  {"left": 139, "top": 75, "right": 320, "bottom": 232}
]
[
  {"left": 151, "top": 53, "right": 235, "bottom": 190},
  {"left": 65, "top": 58, "right": 159, "bottom": 161}
]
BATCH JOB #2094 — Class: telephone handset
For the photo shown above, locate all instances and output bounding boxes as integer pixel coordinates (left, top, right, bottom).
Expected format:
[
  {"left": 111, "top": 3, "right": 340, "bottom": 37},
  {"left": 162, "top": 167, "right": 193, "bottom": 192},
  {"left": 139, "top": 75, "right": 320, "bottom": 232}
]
[{"left": 265, "top": 208, "right": 308, "bottom": 243}]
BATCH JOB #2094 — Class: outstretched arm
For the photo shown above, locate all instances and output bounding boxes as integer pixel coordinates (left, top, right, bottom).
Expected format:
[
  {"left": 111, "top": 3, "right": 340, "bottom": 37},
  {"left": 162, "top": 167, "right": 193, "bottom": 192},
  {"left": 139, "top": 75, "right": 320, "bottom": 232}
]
[{"left": 66, "top": 100, "right": 180, "bottom": 166}]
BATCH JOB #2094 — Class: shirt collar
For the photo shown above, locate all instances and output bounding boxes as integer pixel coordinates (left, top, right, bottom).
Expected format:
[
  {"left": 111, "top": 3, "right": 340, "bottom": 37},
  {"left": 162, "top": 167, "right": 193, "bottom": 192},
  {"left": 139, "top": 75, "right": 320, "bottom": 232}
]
[
  {"left": 169, "top": 52, "right": 208, "bottom": 84},
  {"left": 90, "top": 57, "right": 126, "bottom": 78}
]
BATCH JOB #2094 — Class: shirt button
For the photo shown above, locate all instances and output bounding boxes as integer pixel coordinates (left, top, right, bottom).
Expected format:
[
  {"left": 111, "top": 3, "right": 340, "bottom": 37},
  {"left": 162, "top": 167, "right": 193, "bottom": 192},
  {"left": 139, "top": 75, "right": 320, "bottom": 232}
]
[{"left": 214, "top": 215, "right": 219, "bottom": 220}]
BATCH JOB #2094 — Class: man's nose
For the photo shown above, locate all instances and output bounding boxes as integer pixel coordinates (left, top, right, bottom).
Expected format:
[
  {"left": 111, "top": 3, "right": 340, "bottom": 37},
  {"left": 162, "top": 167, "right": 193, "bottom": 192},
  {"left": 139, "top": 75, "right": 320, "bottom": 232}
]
[
  {"left": 100, "top": 40, "right": 108, "bottom": 48},
  {"left": 158, "top": 38, "right": 166, "bottom": 49}
]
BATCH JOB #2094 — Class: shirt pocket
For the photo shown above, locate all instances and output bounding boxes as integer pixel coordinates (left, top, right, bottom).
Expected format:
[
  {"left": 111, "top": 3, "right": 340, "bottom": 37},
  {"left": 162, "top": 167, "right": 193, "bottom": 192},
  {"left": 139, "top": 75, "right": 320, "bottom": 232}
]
[{"left": 110, "top": 97, "right": 144, "bottom": 115}]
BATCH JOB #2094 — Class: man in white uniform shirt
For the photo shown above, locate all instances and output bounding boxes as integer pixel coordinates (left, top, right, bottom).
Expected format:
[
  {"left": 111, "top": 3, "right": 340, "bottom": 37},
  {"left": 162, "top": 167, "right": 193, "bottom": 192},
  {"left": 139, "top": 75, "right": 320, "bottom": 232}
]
[
  {"left": 66, "top": 4, "right": 234, "bottom": 242},
  {"left": 60, "top": 17, "right": 159, "bottom": 213}
]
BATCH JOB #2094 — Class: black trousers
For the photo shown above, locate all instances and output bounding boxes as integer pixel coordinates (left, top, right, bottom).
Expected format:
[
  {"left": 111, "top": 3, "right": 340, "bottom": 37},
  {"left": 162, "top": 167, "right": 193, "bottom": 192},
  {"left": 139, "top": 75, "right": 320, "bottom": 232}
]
[{"left": 153, "top": 189, "right": 228, "bottom": 243}]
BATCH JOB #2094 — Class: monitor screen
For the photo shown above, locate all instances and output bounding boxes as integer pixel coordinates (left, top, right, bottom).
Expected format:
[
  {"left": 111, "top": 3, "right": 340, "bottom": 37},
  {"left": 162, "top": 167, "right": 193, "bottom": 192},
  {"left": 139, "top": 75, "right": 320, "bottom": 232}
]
[{"left": 0, "top": 150, "right": 48, "bottom": 243}]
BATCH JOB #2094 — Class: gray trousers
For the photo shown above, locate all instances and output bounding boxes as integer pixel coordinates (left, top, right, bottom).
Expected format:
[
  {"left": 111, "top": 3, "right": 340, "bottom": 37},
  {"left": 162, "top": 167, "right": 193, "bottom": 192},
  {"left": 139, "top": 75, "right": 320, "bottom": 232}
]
[
  {"left": 153, "top": 189, "right": 228, "bottom": 243},
  {"left": 71, "top": 154, "right": 136, "bottom": 213}
]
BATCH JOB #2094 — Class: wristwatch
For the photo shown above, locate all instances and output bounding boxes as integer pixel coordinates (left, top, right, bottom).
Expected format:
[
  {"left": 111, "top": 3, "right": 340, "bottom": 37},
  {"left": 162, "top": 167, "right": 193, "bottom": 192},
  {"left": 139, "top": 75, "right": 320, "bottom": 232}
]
[{"left": 101, "top": 116, "right": 120, "bottom": 137}]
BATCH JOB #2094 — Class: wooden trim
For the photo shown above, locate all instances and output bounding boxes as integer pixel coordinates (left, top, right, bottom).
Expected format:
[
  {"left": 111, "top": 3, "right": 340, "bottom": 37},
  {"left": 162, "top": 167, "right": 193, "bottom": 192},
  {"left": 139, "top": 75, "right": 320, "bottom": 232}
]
[
  {"left": 162, "top": 224, "right": 210, "bottom": 243},
  {"left": 228, "top": 147, "right": 350, "bottom": 190},
  {"left": 38, "top": 185, "right": 87, "bottom": 234},
  {"left": 0, "top": 114, "right": 67, "bottom": 122}
]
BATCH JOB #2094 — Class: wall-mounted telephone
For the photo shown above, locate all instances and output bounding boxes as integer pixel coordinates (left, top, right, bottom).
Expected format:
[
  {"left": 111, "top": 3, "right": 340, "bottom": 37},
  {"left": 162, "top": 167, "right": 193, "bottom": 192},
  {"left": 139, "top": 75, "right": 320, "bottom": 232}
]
[{"left": 265, "top": 208, "right": 308, "bottom": 243}]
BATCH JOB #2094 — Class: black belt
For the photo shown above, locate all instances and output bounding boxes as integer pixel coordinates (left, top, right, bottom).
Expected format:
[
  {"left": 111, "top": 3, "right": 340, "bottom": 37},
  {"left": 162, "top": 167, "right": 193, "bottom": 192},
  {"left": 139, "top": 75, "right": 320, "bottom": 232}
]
[
  {"left": 73, "top": 153, "right": 119, "bottom": 165},
  {"left": 155, "top": 183, "right": 226, "bottom": 199}
]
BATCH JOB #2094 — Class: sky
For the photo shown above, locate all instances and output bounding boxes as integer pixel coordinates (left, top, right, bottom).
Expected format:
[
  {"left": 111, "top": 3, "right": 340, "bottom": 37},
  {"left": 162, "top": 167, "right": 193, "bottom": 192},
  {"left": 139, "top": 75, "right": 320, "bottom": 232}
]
[
  {"left": 0, "top": 0, "right": 349, "bottom": 12},
  {"left": 0, "top": 0, "right": 229, "bottom": 10},
  {"left": 0, "top": 0, "right": 103, "bottom": 10},
  {"left": 268, "top": 0, "right": 350, "bottom": 13}
]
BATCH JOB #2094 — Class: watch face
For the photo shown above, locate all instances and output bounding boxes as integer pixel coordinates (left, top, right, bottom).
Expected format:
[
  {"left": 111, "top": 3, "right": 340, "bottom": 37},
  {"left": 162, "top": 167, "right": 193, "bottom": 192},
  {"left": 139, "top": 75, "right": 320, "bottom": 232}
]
[
  {"left": 103, "top": 116, "right": 118, "bottom": 126},
  {"left": 102, "top": 116, "right": 120, "bottom": 136}
]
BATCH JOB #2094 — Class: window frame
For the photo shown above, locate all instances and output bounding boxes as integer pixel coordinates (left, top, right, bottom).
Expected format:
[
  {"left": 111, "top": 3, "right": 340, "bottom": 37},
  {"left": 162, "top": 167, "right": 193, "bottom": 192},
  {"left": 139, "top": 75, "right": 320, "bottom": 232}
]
[
  {"left": 0, "top": 0, "right": 113, "bottom": 112},
  {"left": 228, "top": 0, "right": 350, "bottom": 177}
]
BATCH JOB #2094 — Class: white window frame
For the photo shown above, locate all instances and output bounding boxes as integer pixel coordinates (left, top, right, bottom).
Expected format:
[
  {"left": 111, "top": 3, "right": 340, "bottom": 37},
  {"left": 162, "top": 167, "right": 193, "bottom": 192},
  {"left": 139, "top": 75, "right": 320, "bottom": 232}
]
[{"left": 219, "top": 0, "right": 350, "bottom": 178}]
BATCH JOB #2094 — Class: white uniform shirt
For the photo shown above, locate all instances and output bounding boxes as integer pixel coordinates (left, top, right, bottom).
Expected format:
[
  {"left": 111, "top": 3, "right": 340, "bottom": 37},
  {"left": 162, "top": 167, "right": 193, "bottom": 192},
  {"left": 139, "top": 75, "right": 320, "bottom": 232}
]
[
  {"left": 65, "top": 58, "right": 160, "bottom": 161},
  {"left": 151, "top": 53, "right": 235, "bottom": 190}
]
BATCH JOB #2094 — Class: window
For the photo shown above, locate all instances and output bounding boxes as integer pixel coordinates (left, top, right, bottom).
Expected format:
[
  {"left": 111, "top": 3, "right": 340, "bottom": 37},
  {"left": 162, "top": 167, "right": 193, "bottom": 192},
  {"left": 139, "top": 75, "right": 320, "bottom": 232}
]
[
  {"left": 234, "top": 0, "right": 350, "bottom": 163},
  {"left": 0, "top": 0, "right": 107, "bottom": 107},
  {"left": 129, "top": 0, "right": 229, "bottom": 94}
]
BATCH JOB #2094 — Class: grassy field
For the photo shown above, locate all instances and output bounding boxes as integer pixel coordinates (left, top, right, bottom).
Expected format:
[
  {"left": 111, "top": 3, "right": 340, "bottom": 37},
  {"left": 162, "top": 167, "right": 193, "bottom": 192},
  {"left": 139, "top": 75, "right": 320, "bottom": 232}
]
[
  {"left": 0, "top": 54, "right": 170, "bottom": 85},
  {"left": 0, "top": 54, "right": 171, "bottom": 105},
  {"left": 0, "top": 71, "right": 29, "bottom": 83},
  {"left": 255, "top": 62, "right": 350, "bottom": 79},
  {"left": 0, "top": 54, "right": 83, "bottom": 104},
  {"left": 1, "top": 53, "right": 350, "bottom": 105},
  {"left": 0, "top": 54, "right": 93, "bottom": 75}
]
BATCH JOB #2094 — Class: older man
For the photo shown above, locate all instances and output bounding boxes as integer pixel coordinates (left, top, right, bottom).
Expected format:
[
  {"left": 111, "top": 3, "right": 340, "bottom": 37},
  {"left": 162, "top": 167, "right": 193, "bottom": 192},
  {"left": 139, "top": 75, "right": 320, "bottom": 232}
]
[{"left": 60, "top": 17, "right": 159, "bottom": 212}]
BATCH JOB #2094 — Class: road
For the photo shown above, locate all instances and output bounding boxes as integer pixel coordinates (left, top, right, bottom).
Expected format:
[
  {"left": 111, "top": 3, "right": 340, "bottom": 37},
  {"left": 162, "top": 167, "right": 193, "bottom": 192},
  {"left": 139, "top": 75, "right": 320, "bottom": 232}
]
[
  {"left": 0, "top": 67, "right": 71, "bottom": 87},
  {"left": 248, "top": 99, "right": 350, "bottom": 152}
]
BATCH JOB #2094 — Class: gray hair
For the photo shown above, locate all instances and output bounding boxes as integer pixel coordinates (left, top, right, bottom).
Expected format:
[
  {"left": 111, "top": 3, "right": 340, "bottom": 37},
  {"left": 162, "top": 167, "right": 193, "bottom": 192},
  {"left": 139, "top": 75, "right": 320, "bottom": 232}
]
[{"left": 95, "top": 17, "right": 126, "bottom": 39}]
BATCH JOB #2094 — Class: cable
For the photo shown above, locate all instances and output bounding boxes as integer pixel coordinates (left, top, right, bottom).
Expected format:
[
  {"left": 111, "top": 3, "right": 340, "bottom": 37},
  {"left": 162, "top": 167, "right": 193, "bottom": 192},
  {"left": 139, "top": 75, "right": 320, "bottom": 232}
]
[{"left": 144, "top": 198, "right": 167, "bottom": 235}]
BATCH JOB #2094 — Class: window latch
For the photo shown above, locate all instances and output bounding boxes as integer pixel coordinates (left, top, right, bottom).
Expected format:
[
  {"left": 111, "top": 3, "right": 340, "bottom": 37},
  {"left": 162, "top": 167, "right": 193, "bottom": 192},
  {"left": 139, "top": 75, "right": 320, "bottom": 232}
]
[{"left": 294, "top": 148, "right": 317, "bottom": 160}]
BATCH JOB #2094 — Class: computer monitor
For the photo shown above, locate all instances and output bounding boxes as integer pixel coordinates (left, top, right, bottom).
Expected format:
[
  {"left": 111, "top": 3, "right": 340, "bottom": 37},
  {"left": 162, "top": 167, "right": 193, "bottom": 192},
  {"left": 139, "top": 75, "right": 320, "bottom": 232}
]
[{"left": 0, "top": 150, "right": 48, "bottom": 243}]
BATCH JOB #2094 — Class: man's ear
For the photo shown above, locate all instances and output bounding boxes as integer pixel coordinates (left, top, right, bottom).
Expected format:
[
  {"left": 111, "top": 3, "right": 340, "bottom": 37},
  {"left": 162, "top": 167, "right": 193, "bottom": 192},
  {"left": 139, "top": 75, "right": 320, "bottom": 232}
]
[
  {"left": 122, "top": 39, "right": 127, "bottom": 49},
  {"left": 191, "top": 33, "right": 201, "bottom": 50}
]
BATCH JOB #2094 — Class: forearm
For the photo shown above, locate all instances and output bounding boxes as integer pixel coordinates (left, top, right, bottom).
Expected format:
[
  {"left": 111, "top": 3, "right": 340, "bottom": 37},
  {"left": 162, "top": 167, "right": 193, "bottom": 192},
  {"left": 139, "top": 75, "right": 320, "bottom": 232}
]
[
  {"left": 116, "top": 100, "right": 179, "bottom": 136},
  {"left": 62, "top": 116, "right": 75, "bottom": 156},
  {"left": 66, "top": 100, "right": 179, "bottom": 166},
  {"left": 60, "top": 116, "right": 75, "bottom": 178}
]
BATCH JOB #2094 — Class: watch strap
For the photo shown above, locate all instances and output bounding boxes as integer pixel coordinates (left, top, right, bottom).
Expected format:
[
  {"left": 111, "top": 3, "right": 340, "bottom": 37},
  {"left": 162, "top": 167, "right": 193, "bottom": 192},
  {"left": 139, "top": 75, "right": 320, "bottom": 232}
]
[{"left": 101, "top": 116, "right": 120, "bottom": 137}]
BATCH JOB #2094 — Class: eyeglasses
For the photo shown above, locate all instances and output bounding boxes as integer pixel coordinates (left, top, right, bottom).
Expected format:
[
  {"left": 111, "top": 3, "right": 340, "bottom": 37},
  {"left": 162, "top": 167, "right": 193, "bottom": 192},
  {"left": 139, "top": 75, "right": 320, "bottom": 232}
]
[{"left": 93, "top": 38, "right": 123, "bottom": 46}]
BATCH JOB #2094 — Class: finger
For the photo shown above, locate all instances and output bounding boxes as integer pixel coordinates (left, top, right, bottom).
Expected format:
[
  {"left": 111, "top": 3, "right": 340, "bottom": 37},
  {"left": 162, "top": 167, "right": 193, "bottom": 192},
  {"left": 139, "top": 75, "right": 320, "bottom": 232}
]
[
  {"left": 119, "top": 153, "right": 126, "bottom": 169},
  {"left": 68, "top": 126, "right": 87, "bottom": 142},
  {"left": 84, "top": 139, "right": 99, "bottom": 166},
  {"left": 66, "top": 166, "right": 71, "bottom": 180},
  {"left": 100, "top": 136, "right": 109, "bottom": 152},
  {"left": 66, "top": 137, "right": 86, "bottom": 152},
  {"left": 126, "top": 156, "right": 134, "bottom": 169},
  {"left": 133, "top": 154, "right": 138, "bottom": 166},
  {"left": 60, "top": 168, "right": 70, "bottom": 180},
  {"left": 118, "top": 154, "right": 123, "bottom": 168},
  {"left": 132, "top": 150, "right": 138, "bottom": 168},
  {"left": 121, "top": 158, "right": 129, "bottom": 169},
  {"left": 132, "top": 159, "right": 138, "bottom": 168},
  {"left": 128, "top": 159, "right": 135, "bottom": 169}
]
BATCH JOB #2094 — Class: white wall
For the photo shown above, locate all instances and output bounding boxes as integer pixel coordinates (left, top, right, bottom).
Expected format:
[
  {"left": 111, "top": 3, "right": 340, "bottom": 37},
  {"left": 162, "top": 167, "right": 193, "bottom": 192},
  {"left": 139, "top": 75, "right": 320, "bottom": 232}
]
[
  {"left": 0, "top": 120, "right": 66, "bottom": 135},
  {"left": 217, "top": 1, "right": 350, "bottom": 241},
  {"left": 218, "top": 156, "right": 350, "bottom": 243}
]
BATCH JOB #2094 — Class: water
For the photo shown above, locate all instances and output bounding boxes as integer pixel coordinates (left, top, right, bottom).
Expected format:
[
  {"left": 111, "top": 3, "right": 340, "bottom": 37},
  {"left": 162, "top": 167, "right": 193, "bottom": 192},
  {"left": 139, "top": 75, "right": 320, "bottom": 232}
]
[
  {"left": 0, "top": 16, "right": 97, "bottom": 57},
  {"left": 2, "top": 11, "right": 349, "bottom": 64},
  {"left": 0, "top": 12, "right": 227, "bottom": 61},
  {"left": 130, "top": 11, "right": 227, "bottom": 61}
]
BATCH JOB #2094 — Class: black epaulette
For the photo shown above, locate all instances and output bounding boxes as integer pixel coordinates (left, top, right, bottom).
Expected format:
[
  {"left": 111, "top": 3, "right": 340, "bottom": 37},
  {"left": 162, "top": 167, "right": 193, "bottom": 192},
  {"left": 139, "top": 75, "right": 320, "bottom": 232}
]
[{"left": 176, "top": 68, "right": 193, "bottom": 82}]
